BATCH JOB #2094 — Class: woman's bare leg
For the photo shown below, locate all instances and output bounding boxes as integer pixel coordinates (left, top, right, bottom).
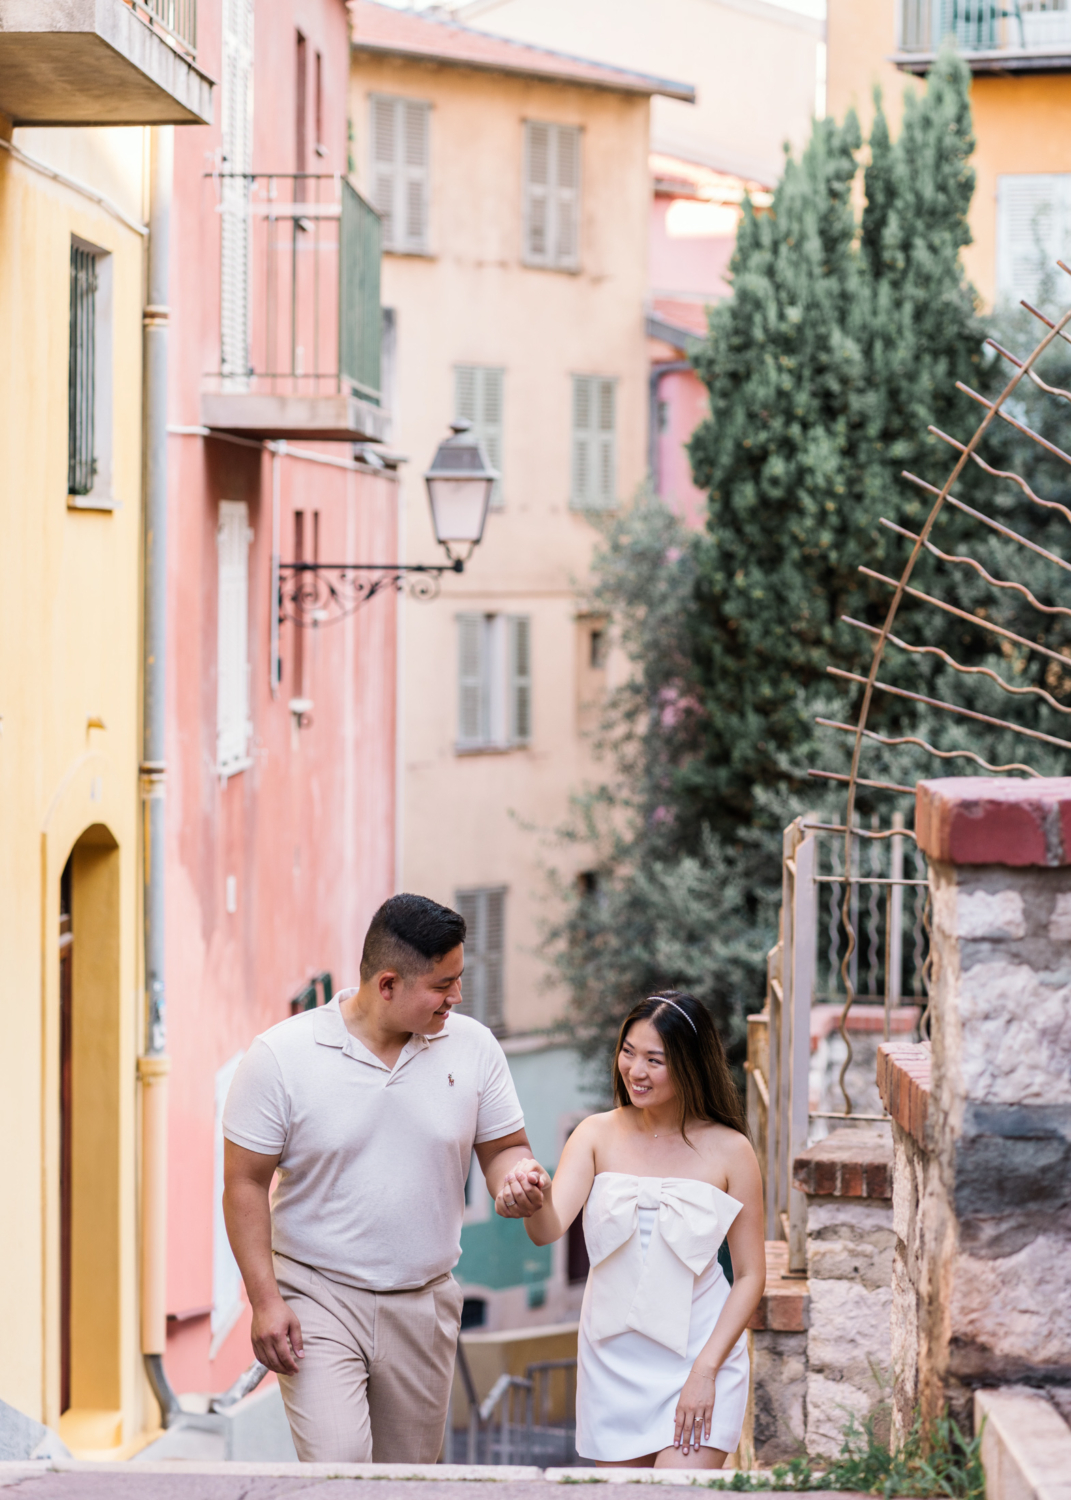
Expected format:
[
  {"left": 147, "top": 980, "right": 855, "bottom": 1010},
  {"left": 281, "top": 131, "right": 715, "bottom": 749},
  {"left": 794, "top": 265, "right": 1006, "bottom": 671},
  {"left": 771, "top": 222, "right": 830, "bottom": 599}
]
[
  {"left": 653, "top": 1445, "right": 728, "bottom": 1469},
  {"left": 594, "top": 1453, "right": 657, "bottom": 1468}
]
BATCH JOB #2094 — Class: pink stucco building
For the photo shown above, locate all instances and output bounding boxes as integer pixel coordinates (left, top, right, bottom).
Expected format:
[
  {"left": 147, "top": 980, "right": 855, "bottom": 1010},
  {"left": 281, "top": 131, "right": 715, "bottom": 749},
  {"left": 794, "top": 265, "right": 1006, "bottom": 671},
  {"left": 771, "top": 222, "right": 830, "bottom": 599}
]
[{"left": 161, "top": 0, "right": 397, "bottom": 1397}]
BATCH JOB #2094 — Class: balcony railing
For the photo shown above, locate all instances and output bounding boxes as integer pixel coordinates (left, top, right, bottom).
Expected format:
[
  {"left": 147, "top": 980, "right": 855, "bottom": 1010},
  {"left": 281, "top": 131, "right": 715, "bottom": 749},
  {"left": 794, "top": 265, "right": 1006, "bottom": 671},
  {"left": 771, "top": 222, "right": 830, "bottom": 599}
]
[
  {"left": 899, "top": 0, "right": 1071, "bottom": 57},
  {"left": 206, "top": 173, "right": 382, "bottom": 408},
  {"left": 123, "top": 0, "right": 197, "bottom": 60}
]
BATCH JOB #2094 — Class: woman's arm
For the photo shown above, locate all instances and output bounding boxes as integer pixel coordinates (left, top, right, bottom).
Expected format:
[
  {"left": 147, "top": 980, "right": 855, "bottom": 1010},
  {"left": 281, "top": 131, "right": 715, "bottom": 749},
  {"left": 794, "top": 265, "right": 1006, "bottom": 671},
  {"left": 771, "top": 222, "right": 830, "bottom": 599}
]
[
  {"left": 495, "top": 1115, "right": 600, "bottom": 1245},
  {"left": 673, "top": 1135, "right": 766, "bottom": 1455}
]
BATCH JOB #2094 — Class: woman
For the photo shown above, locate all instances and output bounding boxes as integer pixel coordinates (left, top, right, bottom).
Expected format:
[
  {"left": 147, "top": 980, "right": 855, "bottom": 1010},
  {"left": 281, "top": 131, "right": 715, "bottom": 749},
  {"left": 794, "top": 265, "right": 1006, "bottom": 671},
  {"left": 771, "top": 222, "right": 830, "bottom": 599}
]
[{"left": 497, "top": 992, "right": 764, "bottom": 1468}]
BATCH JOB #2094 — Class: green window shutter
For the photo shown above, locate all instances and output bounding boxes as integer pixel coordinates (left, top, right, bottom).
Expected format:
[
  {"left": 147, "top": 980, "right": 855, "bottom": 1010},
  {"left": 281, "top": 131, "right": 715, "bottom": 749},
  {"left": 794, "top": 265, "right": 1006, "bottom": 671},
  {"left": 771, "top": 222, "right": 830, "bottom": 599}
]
[
  {"left": 555, "top": 126, "right": 581, "bottom": 270},
  {"left": 597, "top": 378, "right": 616, "bottom": 507},
  {"left": 524, "top": 121, "right": 581, "bottom": 271},
  {"left": 508, "top": 615, "right": 531, "bottom": 746},
  {"left": 372, "top": 96, "right": 429, "bottom": 253},
  {"left": 455, "top": 889, "right": 481, "bottom": 1020},
  {"left": 572, "top": 375, "right": 593, "bottom": 506},
  {"left": 524, "top": 121, "right": 551, "bottom": 266},
  {"left": 402, "top": 99, "right": 429, "bottom": 252}
]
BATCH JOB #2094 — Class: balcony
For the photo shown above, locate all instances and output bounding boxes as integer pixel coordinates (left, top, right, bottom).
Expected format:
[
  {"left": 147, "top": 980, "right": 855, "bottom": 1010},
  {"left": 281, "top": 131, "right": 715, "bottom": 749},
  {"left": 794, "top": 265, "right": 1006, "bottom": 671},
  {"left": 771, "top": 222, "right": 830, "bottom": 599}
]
[
  {"left": 895, "top": 1, "right": 1071, "bottom": 73},
  {"left": 201, "top": 173, "right": 388, "bottom": 444},
  {"left": 0, "top": 0, "right": 212, "bottom": 125}
]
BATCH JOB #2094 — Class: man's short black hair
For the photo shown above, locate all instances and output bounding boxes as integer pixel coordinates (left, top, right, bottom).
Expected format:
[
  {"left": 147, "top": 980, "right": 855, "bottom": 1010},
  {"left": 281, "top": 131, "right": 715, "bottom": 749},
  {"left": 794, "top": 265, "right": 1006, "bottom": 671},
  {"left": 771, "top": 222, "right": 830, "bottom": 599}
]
[{"left": 359, "top": 893, "right": 467, "bottom": 982}]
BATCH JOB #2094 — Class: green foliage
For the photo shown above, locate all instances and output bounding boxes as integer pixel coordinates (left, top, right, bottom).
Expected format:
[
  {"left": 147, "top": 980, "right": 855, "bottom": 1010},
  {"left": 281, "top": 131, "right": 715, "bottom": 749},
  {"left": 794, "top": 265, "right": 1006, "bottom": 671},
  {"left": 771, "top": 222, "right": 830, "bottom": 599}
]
[{"left": 704, "top": 1408, "right": 985, "bottom": 1499}]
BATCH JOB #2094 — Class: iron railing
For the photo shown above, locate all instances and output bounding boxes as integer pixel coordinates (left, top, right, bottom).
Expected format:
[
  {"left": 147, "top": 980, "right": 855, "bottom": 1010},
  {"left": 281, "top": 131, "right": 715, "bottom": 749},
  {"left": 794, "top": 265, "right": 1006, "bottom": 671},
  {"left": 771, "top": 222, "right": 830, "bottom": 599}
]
[
  {"left": 207, "top": 173, "right": 382, "bottom": 406},
  {"left": 451, "top": 1345, "right": 579, "bottom": 1466},
  {"left": 899, "top": 0, "right": 1071, "bottom": 53},
  {"left": 123, "top": 0, "right": 197, "bottom": 59},
  {"left": 69, "top": 246, "right": 98, "bottom": 496}
]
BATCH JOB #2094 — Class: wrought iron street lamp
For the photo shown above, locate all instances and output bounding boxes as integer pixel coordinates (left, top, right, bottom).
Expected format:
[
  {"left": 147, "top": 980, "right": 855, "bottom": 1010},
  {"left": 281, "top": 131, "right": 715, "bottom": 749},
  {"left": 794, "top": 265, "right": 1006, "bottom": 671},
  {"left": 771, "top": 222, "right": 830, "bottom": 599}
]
[{"left": 277, "top": 420, "right": 499, "bottom": 627}]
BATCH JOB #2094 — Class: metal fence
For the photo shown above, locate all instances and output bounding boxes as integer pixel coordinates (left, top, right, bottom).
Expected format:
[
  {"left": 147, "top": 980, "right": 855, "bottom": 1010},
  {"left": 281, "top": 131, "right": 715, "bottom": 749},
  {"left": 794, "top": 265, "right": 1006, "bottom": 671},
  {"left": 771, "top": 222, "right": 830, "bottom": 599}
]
[
  {"left": 898, "top": 1, "right": 1071, "bottom": 53},
  {"left": 746, "top": 816, "right": 929, "bottom": 1270},
  {"left": 451, "top": 1345, "right": 579, "bottom": 1466},
  {"left": 124, "top": 0, "right": 197, "bottom": 58},
  {"left": 207, "top": 172, "right": 382, "bottom": 405}
]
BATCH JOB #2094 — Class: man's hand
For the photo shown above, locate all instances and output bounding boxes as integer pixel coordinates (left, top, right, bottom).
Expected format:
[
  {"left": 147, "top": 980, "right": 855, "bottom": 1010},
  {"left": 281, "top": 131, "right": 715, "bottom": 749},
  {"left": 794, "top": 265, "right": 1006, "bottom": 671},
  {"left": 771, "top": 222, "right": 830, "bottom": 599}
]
[
  {"left": 495, "top": 1156, "right": 550, "bottom": 1219},
  {"left": 250, "top": 1294, "right": 305, "bottom": 1376}
]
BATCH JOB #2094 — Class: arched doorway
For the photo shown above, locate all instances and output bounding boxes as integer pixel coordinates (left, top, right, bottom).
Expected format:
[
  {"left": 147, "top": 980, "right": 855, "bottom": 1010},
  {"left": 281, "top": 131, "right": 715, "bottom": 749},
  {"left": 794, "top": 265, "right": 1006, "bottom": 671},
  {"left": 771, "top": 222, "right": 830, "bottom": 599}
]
[{"left": 58, "top": 825, "right": 121, "bottom": 1421}]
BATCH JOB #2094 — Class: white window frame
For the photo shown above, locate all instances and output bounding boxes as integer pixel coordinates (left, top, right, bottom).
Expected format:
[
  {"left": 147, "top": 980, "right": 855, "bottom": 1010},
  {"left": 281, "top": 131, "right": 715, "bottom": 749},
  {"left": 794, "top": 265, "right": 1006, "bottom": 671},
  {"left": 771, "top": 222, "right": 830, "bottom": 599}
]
[
  {"left": 455, "top": 886, "right": 507, "bottom": 1034},
  {"left": 217, "top": 500, "right": 253, "bottom": 778},
  {"left": 455, "top": 365, "right": 505, "bottom": 509},
  {"left": 68, "top": 238, "right": 114, "bottom": 512},
  {"left": 571, "top": 375, "right": 617, "bottom": 510},
  {"left": 523, "top": 120, "right": 581, "bottom": 272},
  {"left": 457, "top": 612, "right": 532, "bottom": 752},
  {"left": 370, "top": 93, "right": 431, "bottom": 255},
  {"left": 996, "top": 173, "right": 1071, "bottom": 308}
]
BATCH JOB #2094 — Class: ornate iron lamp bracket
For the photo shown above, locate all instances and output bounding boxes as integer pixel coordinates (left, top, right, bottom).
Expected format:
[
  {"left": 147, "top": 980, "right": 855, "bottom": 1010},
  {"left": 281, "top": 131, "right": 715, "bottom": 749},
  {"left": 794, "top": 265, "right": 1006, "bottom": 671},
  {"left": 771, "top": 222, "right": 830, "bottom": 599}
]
[{"left": 277, "top": 558, "right": 464, "bottom": 627}]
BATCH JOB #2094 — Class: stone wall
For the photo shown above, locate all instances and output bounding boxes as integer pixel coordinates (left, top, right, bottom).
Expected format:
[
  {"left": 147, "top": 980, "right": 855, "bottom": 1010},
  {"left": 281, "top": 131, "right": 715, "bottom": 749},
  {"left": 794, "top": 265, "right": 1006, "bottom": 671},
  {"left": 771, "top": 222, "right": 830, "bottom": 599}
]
[
  {"left": 746, "top": 1240, "right": 808, "bottom": 1464},
  {"left": 792, "top": 1130, "right": 895, "bottom": 1458},
  {"left": 878, "top": 777, "right": 1071, "bottom": 1435}
]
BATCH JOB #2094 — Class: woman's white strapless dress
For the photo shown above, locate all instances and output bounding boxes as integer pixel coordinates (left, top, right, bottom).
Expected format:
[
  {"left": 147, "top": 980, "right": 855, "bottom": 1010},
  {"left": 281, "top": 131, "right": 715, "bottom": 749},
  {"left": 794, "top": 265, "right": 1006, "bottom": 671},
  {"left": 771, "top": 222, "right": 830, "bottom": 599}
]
[{"left": 575, "top": 1172, "right": 750, "bottom": 1462}]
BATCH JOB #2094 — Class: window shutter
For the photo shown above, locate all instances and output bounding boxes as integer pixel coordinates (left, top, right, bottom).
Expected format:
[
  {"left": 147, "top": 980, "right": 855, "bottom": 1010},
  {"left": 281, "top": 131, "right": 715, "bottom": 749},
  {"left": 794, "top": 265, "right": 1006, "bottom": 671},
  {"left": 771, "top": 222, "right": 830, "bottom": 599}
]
[
  {"left": 458, "top": 613, "right": 485, "bottom": 747},
  {"left": 455, "top": 366, "right": 505, "bottom": 508},
  {"left": 524, "top": 121, "right": 581, "bottom": 270},
  {"left": 572, "top": 375, "right": 592, "bottom": 506},
  {"left": 220, "top": 0, "right": 253, "bottom": 384},
  {"left": 455, "top": 889, "right": 481, "bottom": 1020},
  {"left": 555, "top": 126, "right": 581, "bottom": 270},
  {"left": 597, "top": 379, "right": 616, "bottom": 507},
  {"left": 217, "top": 501, "right": 252, "bottom": 772},
  {"left": 483, "top": 889, "right": 505, "bottom": 1034},
  {"left": 996, "top": 173, "right": 1071, "bottom": 306},
  {"left": 371, "top": 96, "right": 397, "bottom": 248},
  {"left": 524, "top": 122, "right": 551, "bottom": 266},
  {"left": 509, "top": 616, "right": 531, "bottom": 746},
  {"left": 402, "top": 100, "right": 429, "bottom": 252}
]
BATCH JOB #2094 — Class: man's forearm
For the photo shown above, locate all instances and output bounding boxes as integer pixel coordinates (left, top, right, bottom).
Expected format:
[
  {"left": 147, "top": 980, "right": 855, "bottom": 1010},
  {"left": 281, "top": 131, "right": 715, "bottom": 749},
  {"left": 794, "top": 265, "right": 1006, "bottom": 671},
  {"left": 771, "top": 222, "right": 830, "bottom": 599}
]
[
  {"left": 223, "top": 1179, "right": 282, "bottom": 1310},
  {"left": 482, "top": 1144, "right": 536, "bottom": 1200}
]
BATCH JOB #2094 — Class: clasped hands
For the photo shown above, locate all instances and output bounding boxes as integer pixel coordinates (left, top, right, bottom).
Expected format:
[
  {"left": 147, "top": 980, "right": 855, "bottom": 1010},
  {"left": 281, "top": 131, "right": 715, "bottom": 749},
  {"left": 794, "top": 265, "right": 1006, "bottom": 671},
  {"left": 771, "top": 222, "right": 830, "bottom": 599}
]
[{"left": 495, "top": 1155, "right": 550, "bottom": 1218}]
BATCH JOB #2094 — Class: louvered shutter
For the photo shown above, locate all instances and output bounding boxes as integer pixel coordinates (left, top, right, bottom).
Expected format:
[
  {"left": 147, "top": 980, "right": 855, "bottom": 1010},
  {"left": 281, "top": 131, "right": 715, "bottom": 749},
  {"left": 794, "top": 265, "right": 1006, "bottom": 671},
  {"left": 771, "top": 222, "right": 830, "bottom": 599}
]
[
  {"left": 508, "top": 616, "right": 531, "bottom": 745},
  {"left": 455, "top": 889, "right": 481, "bottom": 1020},
  {"left": 458, "top": 613, "right": 486, "bottom": 748},
  {"left": 217, "top": 502, "right": 252, "bottom": 772},
  {"left": 555, "top": 126, "right": 581, "bottom": 270},
  {"left": 524, "top": 122, "right": 551, "bottom": 265},
  {"left": 996, "top": 174, "right": 1071, "bottom": 306},
  {"left": 483, "top": 889, "right": 505, "bottom": 1034},
  {"left": 220, "top": 0, "right": 253, "bottom": 384},
  {"left": 524, "top": 121, "right": 581, "bottom": 270},
  {"left": 596, "top": 379, "right": 616, "bottom": 507},
  {"left": 371, "top": 96, "right": 397, "bottom": 249},
  {"left": 455, "top": 366, "right": 504, "bottom": 508},
  {"left": 402, "top": 100, "right": 429, "bottom": 252},
  {"left": 572, "top": 376, "right": 593, "bottom": 506}
]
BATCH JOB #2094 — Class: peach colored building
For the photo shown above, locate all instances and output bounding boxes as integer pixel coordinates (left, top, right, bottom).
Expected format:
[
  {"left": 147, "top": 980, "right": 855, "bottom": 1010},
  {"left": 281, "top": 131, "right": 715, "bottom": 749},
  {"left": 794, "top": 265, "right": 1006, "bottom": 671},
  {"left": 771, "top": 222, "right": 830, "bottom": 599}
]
[
  {"left": 349, "top": 0, "right": 692, "bottom": 1327},
  {"left": 827, "top": 0, "right": 1071, "bottom": 311}
]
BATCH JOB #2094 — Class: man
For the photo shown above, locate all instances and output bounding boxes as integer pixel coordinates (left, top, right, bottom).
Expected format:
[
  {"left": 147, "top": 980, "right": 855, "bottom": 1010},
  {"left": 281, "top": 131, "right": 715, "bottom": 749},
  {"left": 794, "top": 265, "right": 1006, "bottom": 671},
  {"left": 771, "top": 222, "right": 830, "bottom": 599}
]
[{"left": 223, "top": 893, "right": 548, "bottom": 1463}]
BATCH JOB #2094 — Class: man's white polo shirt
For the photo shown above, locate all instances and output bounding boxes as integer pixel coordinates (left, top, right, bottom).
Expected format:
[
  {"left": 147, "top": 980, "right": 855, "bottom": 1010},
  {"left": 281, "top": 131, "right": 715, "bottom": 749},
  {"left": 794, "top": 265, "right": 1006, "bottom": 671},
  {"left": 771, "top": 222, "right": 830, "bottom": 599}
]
[{"left": 222, "top": 995, "right": 524, "bottom": 1290}]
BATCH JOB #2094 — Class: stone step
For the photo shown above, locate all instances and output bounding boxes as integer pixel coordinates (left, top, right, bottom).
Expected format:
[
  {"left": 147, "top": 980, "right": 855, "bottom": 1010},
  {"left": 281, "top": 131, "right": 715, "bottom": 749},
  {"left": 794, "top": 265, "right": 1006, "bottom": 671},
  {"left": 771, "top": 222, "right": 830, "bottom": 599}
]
[{"left": 976, "top": 1387, "right": 1071, "bottom": 1500}]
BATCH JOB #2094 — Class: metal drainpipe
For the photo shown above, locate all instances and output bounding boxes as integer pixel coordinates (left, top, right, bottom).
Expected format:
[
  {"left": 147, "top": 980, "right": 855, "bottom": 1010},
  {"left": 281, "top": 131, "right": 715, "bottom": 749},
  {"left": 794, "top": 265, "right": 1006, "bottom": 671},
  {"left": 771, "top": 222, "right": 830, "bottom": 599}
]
[
  {"left": 648, "top": 359, "right": 692, "bottom": 498},
  {"left": 138, "top": 123, "right": 182, "bottom": 1428}
]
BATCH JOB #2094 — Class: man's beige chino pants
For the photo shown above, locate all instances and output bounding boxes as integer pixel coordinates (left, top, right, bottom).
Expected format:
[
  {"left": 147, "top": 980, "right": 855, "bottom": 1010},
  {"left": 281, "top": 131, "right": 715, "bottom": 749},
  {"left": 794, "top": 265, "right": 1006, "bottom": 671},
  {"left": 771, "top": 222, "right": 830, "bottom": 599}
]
[{"left": 274, "top": 1253, "right": 465, "bottom": 1463}]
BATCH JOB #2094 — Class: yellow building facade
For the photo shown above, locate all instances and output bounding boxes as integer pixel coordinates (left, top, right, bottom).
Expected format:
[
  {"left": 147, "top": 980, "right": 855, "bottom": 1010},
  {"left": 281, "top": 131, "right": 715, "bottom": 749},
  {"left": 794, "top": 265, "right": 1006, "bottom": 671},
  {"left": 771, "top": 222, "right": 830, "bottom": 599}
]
[
  {"left": 827, "top": 0, "right": 1071, "bottom": 309},
  {"left": 0, "top": 4, "right": 210, "bottom": 1455}
]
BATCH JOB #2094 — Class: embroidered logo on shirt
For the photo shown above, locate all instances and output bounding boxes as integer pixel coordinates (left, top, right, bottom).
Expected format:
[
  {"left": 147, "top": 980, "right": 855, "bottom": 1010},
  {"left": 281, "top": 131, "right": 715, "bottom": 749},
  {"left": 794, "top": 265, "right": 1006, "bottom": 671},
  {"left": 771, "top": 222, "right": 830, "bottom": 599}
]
[{"left": 448, "top": 1073, "right": 455, "bottom": 1086}]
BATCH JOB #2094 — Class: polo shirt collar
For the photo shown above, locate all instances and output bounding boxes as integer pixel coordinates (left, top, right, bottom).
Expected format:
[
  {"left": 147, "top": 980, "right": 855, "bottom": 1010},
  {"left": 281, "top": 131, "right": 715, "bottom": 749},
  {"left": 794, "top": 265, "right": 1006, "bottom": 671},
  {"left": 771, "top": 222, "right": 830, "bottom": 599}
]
[{"left": 313, "top": 993, "right": 448, "bottom": 1071}]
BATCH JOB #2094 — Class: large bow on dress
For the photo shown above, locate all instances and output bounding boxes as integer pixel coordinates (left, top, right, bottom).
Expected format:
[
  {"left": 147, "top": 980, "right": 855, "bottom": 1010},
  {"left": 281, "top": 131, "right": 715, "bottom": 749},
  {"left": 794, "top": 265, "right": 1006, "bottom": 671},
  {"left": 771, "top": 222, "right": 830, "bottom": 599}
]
[{"left": 584, "top": 1174, "right": 743, "bottom": 1357}]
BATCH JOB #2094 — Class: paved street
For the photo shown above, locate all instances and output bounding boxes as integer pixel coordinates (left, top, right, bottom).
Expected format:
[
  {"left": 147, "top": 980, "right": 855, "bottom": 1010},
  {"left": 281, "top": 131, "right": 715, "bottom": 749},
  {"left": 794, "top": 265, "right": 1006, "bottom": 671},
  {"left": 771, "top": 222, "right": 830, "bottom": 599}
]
[{"left": 0, "top": 1483, "right": 870, "bottom": 1500}]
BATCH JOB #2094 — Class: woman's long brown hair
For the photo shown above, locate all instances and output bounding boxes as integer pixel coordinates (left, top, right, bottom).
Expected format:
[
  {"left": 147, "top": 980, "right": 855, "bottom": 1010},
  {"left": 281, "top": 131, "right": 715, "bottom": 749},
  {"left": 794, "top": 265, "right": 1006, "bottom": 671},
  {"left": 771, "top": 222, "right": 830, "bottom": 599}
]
[{"left": 612, "top": 992, "right": 748, "bottom": 1142}]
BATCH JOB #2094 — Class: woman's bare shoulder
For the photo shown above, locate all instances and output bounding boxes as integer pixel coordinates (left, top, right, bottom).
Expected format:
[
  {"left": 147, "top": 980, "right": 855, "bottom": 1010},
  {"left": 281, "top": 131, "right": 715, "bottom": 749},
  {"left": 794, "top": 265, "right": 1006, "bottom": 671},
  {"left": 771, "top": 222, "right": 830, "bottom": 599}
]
[
  {"left": 694, "top": 1121, "right": 757, "bottom": 1169},
  {"left": 570, "top": 1108, "right": 618, "bottom": 1144}
]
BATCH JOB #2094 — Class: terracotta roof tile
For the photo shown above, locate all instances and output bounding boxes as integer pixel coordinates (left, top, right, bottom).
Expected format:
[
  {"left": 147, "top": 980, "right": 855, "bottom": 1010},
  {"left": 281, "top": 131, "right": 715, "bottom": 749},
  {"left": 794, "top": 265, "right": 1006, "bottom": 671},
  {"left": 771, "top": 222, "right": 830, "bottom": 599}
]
[{"left": 349, "top": 2, "right": 696, "bottom": 101}]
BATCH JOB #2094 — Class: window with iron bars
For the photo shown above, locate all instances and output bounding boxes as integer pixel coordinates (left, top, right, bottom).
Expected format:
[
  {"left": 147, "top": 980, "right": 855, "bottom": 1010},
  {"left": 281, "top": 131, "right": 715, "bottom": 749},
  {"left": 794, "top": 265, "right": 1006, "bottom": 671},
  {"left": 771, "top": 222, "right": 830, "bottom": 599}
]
[{"left": 68, "top": 246, "right": 98, "bottom": 497}]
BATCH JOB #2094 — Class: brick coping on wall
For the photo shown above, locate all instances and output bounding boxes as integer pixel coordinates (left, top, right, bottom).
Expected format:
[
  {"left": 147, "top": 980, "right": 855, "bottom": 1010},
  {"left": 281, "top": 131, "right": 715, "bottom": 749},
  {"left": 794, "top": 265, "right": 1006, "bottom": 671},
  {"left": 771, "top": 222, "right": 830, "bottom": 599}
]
[
  {"left": 917, "top": 776, "right": 1071, "bottom": 867},
  {"left": 810, "top": 1003, "right": 921, "bottom": 1048},
  {"left": 748, "top": 1240, "right": 808, "bottom": 1332},
  {"left": 792, "top": 1128, "right": 893, "bottom": 1200},
  {"left": 876, "top": 1041, "right": 931, "bottom": 1148}
]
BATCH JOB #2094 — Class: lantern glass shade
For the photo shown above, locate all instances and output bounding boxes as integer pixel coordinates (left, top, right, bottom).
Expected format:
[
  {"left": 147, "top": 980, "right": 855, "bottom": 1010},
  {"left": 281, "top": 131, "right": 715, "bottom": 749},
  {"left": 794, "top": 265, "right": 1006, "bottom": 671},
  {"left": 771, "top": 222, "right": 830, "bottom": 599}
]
[{"left": 424, "top": 422, "right": 498, "bottom": 552}]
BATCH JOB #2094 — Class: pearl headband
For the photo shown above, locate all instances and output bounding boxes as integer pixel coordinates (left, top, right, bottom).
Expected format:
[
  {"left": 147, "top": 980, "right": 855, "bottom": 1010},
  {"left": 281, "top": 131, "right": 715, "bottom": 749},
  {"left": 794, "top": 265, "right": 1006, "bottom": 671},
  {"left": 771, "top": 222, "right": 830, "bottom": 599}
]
[{"left": 647, "top": 995, "right": 698, "bottom": 1035}]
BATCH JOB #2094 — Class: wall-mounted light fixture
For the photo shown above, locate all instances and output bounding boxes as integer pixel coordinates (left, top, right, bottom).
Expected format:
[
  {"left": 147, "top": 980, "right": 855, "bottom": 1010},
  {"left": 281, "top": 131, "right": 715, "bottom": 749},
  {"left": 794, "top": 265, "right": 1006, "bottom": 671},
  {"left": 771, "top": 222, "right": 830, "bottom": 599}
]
[{"left": 277, "top": 421, "right": 497, "bottom": 628}]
